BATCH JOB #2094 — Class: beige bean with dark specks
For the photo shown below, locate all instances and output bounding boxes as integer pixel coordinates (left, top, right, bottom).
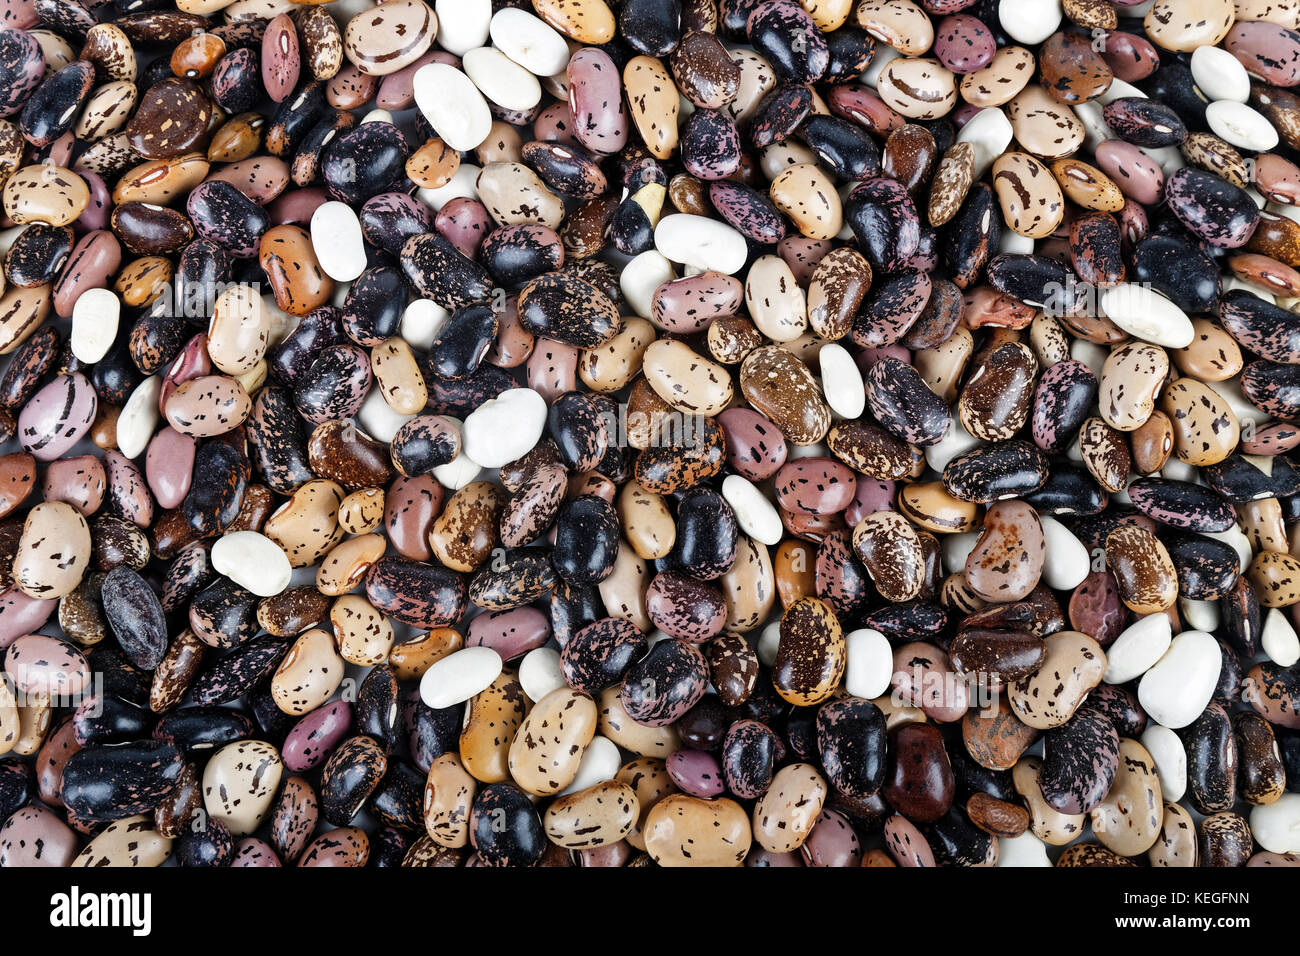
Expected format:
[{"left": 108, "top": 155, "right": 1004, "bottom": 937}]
[
  {"left": 616, "top": 756, "right": 677, "bottom": 851},
  {"left": 752, "top": 762, "right": 827, "bottom": 853},
  {"left": 264, "top": 479, "right": 345, "bottom": 568},
  {"left": 1100, "top": 343, "right": 1169, "bottom": 432},
  {"left": 1090, "top": 737, "right": 1164, "bottom": 857},
  {"left": 369, "top": 337, "right": 428, "bottom": 416},
  {"left": 508, "top": 686, "right": 597, "bottom": 795},
  {"left": 1008, "top": 631, "right": 1106, "bottom": 730},
  {"left": 598, "top": 541, "right": 650, "bottom": 631},
  {"left": 202, "top": 740, "right": 282, "bottom": 835},
  {"left": 760, "top": 141, "right": 817, "bottom": 181},
  {"left": 1144, "top": 0, "right": 1234, "bottom": 52},
  {"left": 476, "top": 121, "right": 523, "bottom": 166},
  {"left": 1029, "top": 312, "right": 1071, "bottom": 366},
  {"left": 803, "top": 0, "right": 851, "bottom": 30},
  {"left": 14, "top": 501, "right": 91, "bottom": 600},
  {"left": 598, "top": 686, "right": 679, "bottom": 757},
  {"left": 992, "top": 152, "right": 1063, "bottom": 239},
  {"left": 533, "top": 0, "right": 616, "bottom": 44},
  {"left": 855, "top": 0, "right": 933, "bottom": 55},
  {"left": 330, "top": 594, "right": 393, "bottom": 666},
  {"left": 261, "top": 225, "right": 333, "bottom": 317},
  {"left": 0, "top": 677, "right": 16, "bottom": 754},
  {"left": 476, "top": 162, "right": 565, "bottom": 229},
  {"left": 624, "top": 56, "right": 679, "bottom": 159},
  {"left": 2, "top": 166, "right": 89, "bottom": 227},
  {"left": 315, "top": 533, "right": 385, "bottom": 596},
  {"left": 337, "top": 488, "right": 385, "bottom": 536},
  {"left": 1248, "top": 551, "right": 1300, "bottom": 607},
  {"left": 916, "top": 327, "right": 974, "bottom": 403},
  {"left": 424, "top": 751, "right": 477, "bottom": 848},
  {"left": 872, "top": 694, "right": 927, "bottom": 730},
  {"left": 1161, "top": 377, "right": 1239, "bottom": 466},
  {"left": 720, "top": 533, "right": 776, "bottom": 633},
  {"left": 271, "top": 627, "right": 344, "bottom": 715},
  {"left": 960, "top": 45, "right": 1035, "bottom": 108},
  {"left": 1013, "top": 756, "right": 1087, "bottom": 846},
  {"left": 1240, "top": 498, "right": 1289, "bottom": 556},
  {"left": 745, "top": 255, "right": 808, "bottom": 342},
  {"left": 644, "top": 794, "right": 751, "bottom": 866},
  {"left": 1148, "top": 801, "right": 1198, "bottom": 867},
  {"left": 544, "top": 780, "right": 639, "bottom": 848},
  {"left": 72, "top": 815, "right": 172, "bottom": 867},
  {"left": 1008, "top": 85, "right": 1085, "bottom": 160},
  {"left": 12, "top": 691, "right": 49, "bottom": 756},
  {"left": 207, "top": 284, "right": 270, "bottom": 375},
  {"left": 579, "top": 317, "right": 654, "bottom": 393},
  {"left": 1173, "top": 318, "right": 1243, "bottom": 382},
  {"left": 618, "top": 482, "right": 675, "bottom": 560},
  {"left": 641, "top": 339, "right": 733, "bottom": 416},
  {"left": 342, "top": 0, "right": 437, "bottom": 76},
  {"left": 769, "top": 163, "right": 842, "bottom": 240},
  {"left": 727, "top": 49, "right": 776, "bottom": 125},
  {"left": 877, "top": 57, "right": 956, "bottom": 120},
  {"left": 460, "top": 669, "right": 527, "bottom": 784},
  {"left": 163, "top": 374, "right": 252, "bottom": 437}
]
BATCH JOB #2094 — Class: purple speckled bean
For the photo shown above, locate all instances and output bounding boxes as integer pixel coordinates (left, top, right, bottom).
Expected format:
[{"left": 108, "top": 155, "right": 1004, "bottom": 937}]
[{"left": 567, "top": 48, "right": 628, "bottom": 155}]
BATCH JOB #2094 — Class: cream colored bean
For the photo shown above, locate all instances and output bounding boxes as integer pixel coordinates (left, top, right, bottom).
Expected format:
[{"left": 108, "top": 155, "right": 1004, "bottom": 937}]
[
  {"left": 271, "top": 628, "right": 344, "bottom": 715},
  {"left": 315, "top": 534, "right": 386, "bottom": 596},
  {"left": 476, "top": 162, "right": 564, "bottom": 228},
  {"left": 597, "top": 686, "right": 678, "bottom": 757},
  {"left": 752, "top": 762, "right": 827, "bottom": 853},
  {"left": 641, "top": 339, "right": 733, "bottom": 416},
  {"left": 202, "top": 740, "right": 283, "bottom": 836},
  {"left": 508, "top": 687, "right": 597, "bottom": 795},
  {"left": 745, "top": 255, "right": 808, "bottom": 342},
  {"left": 578, "top": 317, "right": 654, "bottom": 393},
  {"left": 330, "top": 594, "right": 394, "bottom": 666},
  {"left": 264, "top": 479, "right": 345, "bottom": 568},
  {"left": 596, "top": 539, "right": 652, "bottom": 632},
  {"left": 207, "top": 284, "right": 270, "bottom": 375},
  {"left": 370, "top": 337, "right": 429, "bottom": 415},
  {"left": 424, "top": 752, "right": 478, "bottom": 847},
  {"left": 769, "top": 163, "right": 842, "bottom": 240},
  {"left": 543, "top": 780, "right": 639, "bottom": 848},
  {"left": 337, "top": 488, "right": 385, "bottom": 536}
]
